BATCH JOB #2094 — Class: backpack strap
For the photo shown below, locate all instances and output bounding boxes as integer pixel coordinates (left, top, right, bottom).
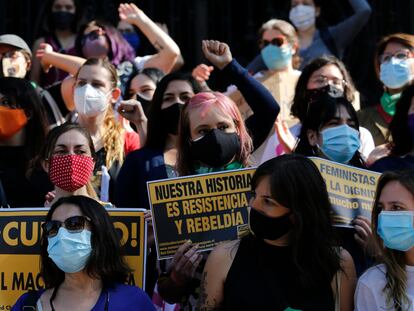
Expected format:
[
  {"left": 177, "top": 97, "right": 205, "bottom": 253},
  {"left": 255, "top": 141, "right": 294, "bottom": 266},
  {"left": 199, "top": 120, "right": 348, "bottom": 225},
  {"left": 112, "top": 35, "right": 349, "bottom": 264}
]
[
  {"left": 319, "top": 27, "right": 339, "bottom": 58},
  {"left": 22, "top": 290, "right": 40, "bottom": 310}
]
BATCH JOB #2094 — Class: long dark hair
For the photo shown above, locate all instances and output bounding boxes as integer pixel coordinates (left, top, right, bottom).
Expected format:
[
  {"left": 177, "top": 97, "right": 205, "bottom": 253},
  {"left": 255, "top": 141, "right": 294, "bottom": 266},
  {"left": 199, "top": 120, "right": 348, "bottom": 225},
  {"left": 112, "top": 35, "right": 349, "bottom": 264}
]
[
  {"left": 145, "top": 71, "right": 202, "bottom": 150},
  {"left": 371, "top": 171, "right": 414, "bottom": 309},
  {"left": 40, "top": 195, "right": 132, "bottom": 288},
  {"left": 290, "top": 55, "right": 356, "bottom": 123},
  {"left": 251, "top": 154, "right": 340, "bottom": 288},
  {"left": 124, "top": 67, "right": 165, "bottom": 99},
  {"left": 295, "top": 94, "right": 366, "bottom": 168},
  {"left": 0, "top": 77, "right": 48, "bottom": 161},
  {"left": 389, "top": 84, "right": 414, "bottom": 156}
]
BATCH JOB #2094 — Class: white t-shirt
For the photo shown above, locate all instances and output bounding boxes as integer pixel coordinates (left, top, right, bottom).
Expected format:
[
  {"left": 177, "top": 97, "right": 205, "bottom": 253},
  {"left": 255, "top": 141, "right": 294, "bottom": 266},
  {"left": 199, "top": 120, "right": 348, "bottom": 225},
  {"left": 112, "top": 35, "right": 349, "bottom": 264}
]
[{"left": 355, "top": 264, "right": 414, "bottom": 310}]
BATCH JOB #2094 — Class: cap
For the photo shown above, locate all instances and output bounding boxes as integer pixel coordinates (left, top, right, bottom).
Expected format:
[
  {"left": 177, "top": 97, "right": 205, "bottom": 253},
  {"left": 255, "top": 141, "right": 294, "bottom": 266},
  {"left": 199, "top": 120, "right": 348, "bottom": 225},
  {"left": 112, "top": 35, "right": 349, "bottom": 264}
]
[{"left": 0, "top": 34, "right": 32, "bottom": 56}]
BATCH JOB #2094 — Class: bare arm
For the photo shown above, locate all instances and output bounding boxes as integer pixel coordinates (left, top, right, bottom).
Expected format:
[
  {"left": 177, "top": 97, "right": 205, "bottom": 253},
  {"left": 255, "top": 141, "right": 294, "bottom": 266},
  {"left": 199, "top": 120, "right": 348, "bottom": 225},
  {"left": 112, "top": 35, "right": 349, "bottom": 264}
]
[
  {"left": 197, "top": 240, "right": 238, "bottom": 311},
  {"left": 119, "top": 3, "right": 181, "bottom": 74},
  {"left": 35, "top": 42, "right": 86, "bottom": 76}
]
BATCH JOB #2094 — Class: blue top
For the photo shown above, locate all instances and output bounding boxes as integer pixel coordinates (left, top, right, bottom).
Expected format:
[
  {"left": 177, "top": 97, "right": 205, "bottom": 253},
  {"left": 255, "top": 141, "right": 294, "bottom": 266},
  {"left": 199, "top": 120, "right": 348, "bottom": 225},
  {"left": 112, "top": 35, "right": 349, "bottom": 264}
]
[
  {"left": 370, "top": 155, "right": 414, "bottom": 173},
  {"left": 115, "top": 59, "right": 280, "bottom": 209},
  {"left": 247, "top": 0, "right": 371, "bottom": 72},
  {"left": 12, "top": 283, "right": 155, "bottom": 311}
]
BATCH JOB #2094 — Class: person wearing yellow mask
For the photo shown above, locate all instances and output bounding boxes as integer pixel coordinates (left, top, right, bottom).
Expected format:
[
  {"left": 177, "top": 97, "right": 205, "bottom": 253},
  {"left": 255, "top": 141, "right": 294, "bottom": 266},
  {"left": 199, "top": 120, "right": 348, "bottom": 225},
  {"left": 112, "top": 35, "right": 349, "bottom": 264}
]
[{"left": 0, "top": 77, "right": 53, "bottom": 207}]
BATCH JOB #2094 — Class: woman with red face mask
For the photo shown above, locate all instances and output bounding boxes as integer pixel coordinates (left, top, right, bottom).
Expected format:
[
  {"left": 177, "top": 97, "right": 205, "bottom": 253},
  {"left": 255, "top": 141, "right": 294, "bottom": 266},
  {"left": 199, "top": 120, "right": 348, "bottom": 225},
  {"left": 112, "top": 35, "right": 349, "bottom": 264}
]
[{"left": 0, "top": 77, "right": 53, "bottom": 207}]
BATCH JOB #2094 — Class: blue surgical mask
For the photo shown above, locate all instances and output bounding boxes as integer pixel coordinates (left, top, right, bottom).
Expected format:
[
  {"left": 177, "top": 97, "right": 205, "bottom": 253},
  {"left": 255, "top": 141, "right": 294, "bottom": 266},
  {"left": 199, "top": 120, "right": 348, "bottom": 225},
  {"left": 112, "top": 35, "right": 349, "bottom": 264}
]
[
  {"left": 261, "top": 44, "right": 292, "bottom": 71},
  {"left": 319, "top": 124, "right": 360, "bottom": 164},
  {"left": 380, "top": 58, "right": 413, "bottom": 89},
  {"left": 122, "top": 32, "right": 140, "bottom": 51},
  {"left": 378, "top": 211, "right": 414, "bottom": 251},
  {"left": 47, "top": 228, "right": 92, "bottom": 273}
]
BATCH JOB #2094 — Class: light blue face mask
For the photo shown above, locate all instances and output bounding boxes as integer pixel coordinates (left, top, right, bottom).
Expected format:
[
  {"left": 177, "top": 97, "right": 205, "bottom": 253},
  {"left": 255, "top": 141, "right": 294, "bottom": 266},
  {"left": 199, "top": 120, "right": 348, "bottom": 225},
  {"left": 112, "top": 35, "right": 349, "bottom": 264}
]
[
  {"left": 47, "top": 227, "right": 92, "bottom": 273},
  {"left": 260, "top": 44, "right": 292, "bottom": 71},
  {"left": 378, "top": 211, "right": 414, "bottom": 251},
  {"left": 380, "top": 58, "right": 413, "bottom": 89},
  {"left": 319, "top": 124, "right": 360, "bottom": 164}
]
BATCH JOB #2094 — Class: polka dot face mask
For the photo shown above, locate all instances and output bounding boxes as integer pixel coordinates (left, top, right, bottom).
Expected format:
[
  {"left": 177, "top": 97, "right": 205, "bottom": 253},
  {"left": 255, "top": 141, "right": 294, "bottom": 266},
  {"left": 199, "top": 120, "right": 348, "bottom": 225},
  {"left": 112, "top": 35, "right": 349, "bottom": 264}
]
[{"left": 49, "top": 154, "right": 95, "bottom": 192}]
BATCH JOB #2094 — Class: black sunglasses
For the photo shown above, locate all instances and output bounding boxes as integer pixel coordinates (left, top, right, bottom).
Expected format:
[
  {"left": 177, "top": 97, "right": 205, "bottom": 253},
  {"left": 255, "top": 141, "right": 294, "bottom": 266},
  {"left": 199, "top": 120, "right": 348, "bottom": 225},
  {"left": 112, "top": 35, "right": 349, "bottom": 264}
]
[
  {"left": 260, "top": 37, "right": 286, "bottom": 48},
  {"left": 43, "top": 215, "right": 91, "bottom": 238}
]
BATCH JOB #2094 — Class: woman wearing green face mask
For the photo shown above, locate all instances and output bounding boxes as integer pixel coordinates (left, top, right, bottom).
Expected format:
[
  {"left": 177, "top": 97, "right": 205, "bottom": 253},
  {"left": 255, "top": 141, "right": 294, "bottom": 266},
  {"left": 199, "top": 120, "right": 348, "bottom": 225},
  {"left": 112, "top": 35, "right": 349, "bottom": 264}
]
[{"left": 358, "top": 33, "right": 414, "bottom": 149}]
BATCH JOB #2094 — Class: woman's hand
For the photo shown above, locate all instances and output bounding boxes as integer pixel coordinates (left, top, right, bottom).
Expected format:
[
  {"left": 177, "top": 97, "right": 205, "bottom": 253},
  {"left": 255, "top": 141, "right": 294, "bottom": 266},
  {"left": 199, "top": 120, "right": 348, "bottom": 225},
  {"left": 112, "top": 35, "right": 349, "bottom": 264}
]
[
  {"left": 353, "top": 215, "right": 379, "bottom": 257},
  {"left": 118, "top": 3, "right": 144, "bottom": 24},
  {"left": 170, "top": 240, "right": 203, "bottom": 285},
  {"left": 192, "top": 63, "right": 214, "bottom": 83},
  {"left": 44, "top": 190, "right": 56, "bottom": 207},
  {"left": 201, "top": 40, "right": 232, "bottom": 70},
  {"left": 35, "top": 43, "right": 54, "bottom": 73},
  {"left": 366, "top": 143, "right": 391, "bottom": 166},
  {"left": 117, "top": 99, "right": 147, "bottom": 126},
  {"left": 275, "top": 116, "right": 296, "bottom": 154}
]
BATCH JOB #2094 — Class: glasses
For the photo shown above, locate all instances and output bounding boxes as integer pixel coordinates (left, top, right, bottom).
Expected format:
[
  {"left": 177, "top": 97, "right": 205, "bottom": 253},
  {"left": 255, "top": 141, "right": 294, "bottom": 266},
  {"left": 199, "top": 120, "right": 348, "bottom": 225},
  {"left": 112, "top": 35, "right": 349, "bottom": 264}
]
[
  {"left": 310, "top": 75, "right": 346, "bottom": 88},
  {"left": 43, "top": 215, "right": 91, "bottom": 238},
  {"left": 82, "top": 29, "right": 106, "bottom": 44},
  {"left": 260, "top": 36, "right": 287, "bottom": 48},
  {"left": 380, "top": 49, "right": 414, "bottom": 64}
]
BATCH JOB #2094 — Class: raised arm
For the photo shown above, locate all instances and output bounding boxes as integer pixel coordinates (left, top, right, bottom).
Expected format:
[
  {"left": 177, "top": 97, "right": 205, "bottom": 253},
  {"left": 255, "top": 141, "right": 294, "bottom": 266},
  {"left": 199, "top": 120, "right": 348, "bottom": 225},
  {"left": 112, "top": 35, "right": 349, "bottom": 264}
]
[
  {"left": 119, "top": 3, "right": 181, "bottom": 74},
  {"left": 202, "top": 40, "right": 280, "bottom": 150},
  {"left": 330, "top": 0, "right": 372, "bottom": 51}
]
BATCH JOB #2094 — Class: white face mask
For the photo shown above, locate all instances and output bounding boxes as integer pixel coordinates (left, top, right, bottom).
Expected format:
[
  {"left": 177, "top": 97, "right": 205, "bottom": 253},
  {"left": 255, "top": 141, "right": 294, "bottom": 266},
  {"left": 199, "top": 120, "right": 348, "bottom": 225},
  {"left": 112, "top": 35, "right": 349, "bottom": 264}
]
[
  {"left": 74, "top": 84, "right": 111, "bottom": 117},
  {"left": 289, "top": 4, "right": 316, "bottom": 31}
]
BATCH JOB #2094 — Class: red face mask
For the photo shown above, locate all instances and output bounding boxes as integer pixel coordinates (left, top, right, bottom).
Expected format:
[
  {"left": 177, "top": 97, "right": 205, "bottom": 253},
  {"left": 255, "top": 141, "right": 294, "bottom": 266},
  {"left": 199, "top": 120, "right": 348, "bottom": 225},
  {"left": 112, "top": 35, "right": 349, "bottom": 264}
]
[
  {"left": 0, "top": 106, "right": 28, "bottom": 140},
  {"left": 49, "top": 154, "right": 95, "bottom": 192}
]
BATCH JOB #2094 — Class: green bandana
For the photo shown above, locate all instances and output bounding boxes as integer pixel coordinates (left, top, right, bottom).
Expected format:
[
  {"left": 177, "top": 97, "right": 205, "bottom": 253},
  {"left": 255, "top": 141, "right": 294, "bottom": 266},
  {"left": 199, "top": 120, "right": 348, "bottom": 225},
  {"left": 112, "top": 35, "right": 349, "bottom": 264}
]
[
  {"left": 380, "top": 92, "right": 401, "bottom": 117},
  {"left": 194, "top": 161, "right": 244, "bottom": 175}
]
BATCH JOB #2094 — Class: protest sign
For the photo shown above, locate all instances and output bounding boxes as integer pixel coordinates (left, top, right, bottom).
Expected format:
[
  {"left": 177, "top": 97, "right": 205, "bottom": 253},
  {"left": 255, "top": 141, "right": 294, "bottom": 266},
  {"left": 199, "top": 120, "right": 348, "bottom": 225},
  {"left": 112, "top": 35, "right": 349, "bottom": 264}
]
[
  {"left": 0, "top": 208, "right": 146, "bottom": 310},
  {"left": 310, "top": 157, "right": 381, "bottom": 227},
  {"left": 147, "top": 168, "right": 255, "bottom": 260}
]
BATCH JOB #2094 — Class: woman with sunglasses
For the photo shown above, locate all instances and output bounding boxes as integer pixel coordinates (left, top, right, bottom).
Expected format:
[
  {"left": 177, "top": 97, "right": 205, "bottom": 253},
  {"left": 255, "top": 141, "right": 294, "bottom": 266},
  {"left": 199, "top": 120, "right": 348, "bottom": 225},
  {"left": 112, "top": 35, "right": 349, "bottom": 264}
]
[
  {"left": 247, "top": 0, "right": 371, "bottom": 74},
  {"left": 358, "top": 33, "right": 414, "bottom": 149},
  {"left": 12, "top": 195, "right": 155, "bottom": 311}
]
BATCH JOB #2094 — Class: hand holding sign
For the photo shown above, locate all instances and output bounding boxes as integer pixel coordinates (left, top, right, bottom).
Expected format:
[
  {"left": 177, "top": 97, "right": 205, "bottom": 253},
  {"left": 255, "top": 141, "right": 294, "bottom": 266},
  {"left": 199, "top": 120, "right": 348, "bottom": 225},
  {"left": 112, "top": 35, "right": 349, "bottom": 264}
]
[{"left": 170, "top": 241, "right": 203, "bottom": 285}]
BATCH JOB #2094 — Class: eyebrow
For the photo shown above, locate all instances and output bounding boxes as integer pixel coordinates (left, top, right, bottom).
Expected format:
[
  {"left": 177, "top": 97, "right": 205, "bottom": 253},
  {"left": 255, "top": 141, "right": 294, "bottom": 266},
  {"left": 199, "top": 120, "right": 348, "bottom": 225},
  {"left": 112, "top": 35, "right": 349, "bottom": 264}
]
[{"left": 55, "top": 144, "right": 88, "bottom": 148}]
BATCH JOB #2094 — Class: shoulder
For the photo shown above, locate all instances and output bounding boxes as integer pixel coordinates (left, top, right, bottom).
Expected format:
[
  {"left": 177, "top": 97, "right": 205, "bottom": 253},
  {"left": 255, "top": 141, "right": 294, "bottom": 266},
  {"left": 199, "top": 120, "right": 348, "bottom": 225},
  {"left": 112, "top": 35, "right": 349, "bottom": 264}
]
[
  {"left": 358, "top": 264, "right": 387, "bottom": 286},
  {"left": 12, "top": 289, "right": 45, "bottom": 310},
  {"left": 205, "top": 240, "right": 241, "bottom": 275}
]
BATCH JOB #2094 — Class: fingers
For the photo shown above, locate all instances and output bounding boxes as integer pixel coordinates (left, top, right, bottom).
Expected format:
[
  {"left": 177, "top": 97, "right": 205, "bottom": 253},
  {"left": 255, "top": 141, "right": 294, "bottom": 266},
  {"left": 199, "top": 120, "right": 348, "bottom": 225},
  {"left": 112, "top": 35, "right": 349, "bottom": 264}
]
[
  {"left": 173, "top": 240, "right": 193, "bottom": 265},
  {"left": 175, "top": 244, "right": 199, "bottom": 271}
]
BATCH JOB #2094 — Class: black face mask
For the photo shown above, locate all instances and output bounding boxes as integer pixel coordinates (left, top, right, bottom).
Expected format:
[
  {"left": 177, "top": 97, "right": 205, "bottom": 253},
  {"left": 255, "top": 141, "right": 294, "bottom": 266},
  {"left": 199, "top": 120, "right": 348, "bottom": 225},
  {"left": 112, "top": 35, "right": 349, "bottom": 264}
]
[
  {"left": 135, "top": 93, "right": 152, "bottom": 117},
  {"left": 249, "top": 207, "right": 292, "bottom": 240},
  {"left": 51, "top": 11, "right": 75, "bottom": 31},
  {"left": 160, "top": 103, "right": 183, "bottom": 135},
  {"left": 304, "top": 84, "right": 344, "bottom": 105},
  {"left": 191, "top": 129, "right": 241, "bottom": 168}
]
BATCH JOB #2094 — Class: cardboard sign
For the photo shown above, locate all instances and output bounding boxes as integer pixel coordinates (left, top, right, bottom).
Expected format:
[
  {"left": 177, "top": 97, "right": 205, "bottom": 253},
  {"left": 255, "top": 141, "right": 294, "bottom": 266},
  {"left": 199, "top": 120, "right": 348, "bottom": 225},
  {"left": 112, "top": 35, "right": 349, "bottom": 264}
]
[
  {"left": 310, "top": 157, "right": 381, "bottom": 227},
  {"left": 147, "top": 168, "right": 255, "bottom": 260},
  {"left": 0, "top": 208, "right": 147, "bottom": 310}
]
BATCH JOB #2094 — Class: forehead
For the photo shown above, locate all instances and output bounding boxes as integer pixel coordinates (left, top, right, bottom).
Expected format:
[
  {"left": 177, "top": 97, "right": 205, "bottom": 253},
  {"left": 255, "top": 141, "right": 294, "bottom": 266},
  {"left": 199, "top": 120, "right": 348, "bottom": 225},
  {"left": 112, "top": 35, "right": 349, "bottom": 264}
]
[
  {"left": 334, "top": 105, "right": 351, "bottom": 119},
  {"left": 383, "top": 41, "right": 411, "bottom": 54},
  {"left": 262, "top": 28, "right": 284, "bottom": 40},
  {"left": 188, "top": 104, "right": 233, "bottom": 129},
  {"left": 310, "top": 64, "right": 343, "bottom": 79},
  {"left": 130, "top": 74, "right": 156, "bottom": 90},
  {"left": 77, "top": 65, "right": 111, "bottom": 82},
  {"left": 84, "top": 22, "right": 102, "bottom": 34},
  {"left": 291, "top": 0, "right": 316, "bottom": 6},
  {"left": 164, "top": 80, "right": 193, "bottom": 94},
  {"left": 55, "top": 129, "right": 89, "bottom": 147},
  {"left": 53, "top": 0, "right": 75, "bottom": 6},
  {"left": 380, "top": 180, "right": 414, "bottom": 203},
  {"left": 51, "top": 203, "right": 83, "bottom": 222},
  {"left": 255, "top": 175, "right": 271, "bottom": 194}
]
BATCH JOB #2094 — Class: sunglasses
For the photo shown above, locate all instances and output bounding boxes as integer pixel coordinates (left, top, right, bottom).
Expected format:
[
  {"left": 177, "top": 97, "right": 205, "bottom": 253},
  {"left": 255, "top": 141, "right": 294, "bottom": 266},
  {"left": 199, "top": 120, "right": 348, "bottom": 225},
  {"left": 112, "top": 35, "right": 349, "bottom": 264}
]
[
  {"left": 260, "top": 37, "right": 287, "bottom": 48},
  {"left": 43, "top": 215, "right": 91, "bottom": 238}
]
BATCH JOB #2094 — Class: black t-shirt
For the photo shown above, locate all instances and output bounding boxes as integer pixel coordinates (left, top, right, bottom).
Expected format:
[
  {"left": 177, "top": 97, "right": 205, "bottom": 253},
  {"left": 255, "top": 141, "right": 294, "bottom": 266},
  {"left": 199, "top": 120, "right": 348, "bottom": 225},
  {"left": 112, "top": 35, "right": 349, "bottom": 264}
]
[
  {"left": 0, "top": 146, "right": 53, "bottom": 207},
  {"left": 224, "top": 235, "right": 335, "bottom": 311}
]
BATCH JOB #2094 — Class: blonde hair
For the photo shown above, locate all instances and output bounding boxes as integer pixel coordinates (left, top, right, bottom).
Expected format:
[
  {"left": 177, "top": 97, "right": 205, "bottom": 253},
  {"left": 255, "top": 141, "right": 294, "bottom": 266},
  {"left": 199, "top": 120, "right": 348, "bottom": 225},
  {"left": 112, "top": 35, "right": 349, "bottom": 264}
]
[{"left": 103, "top": 105, "right": 125, "bottom": 168}]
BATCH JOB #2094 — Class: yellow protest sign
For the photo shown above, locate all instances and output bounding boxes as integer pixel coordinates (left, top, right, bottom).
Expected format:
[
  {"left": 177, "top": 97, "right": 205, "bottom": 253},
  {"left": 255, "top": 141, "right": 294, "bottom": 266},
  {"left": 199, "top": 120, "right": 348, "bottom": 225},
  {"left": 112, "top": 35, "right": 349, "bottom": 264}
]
[
  {"left": 0, "top": 208, "right": 146, "bottom": 310},
  {"left": 310, "top": 157, "right": 381, "bottom": 226},
  {"left": 147, "top": 168, "right": 255, "bottom": 260}
]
